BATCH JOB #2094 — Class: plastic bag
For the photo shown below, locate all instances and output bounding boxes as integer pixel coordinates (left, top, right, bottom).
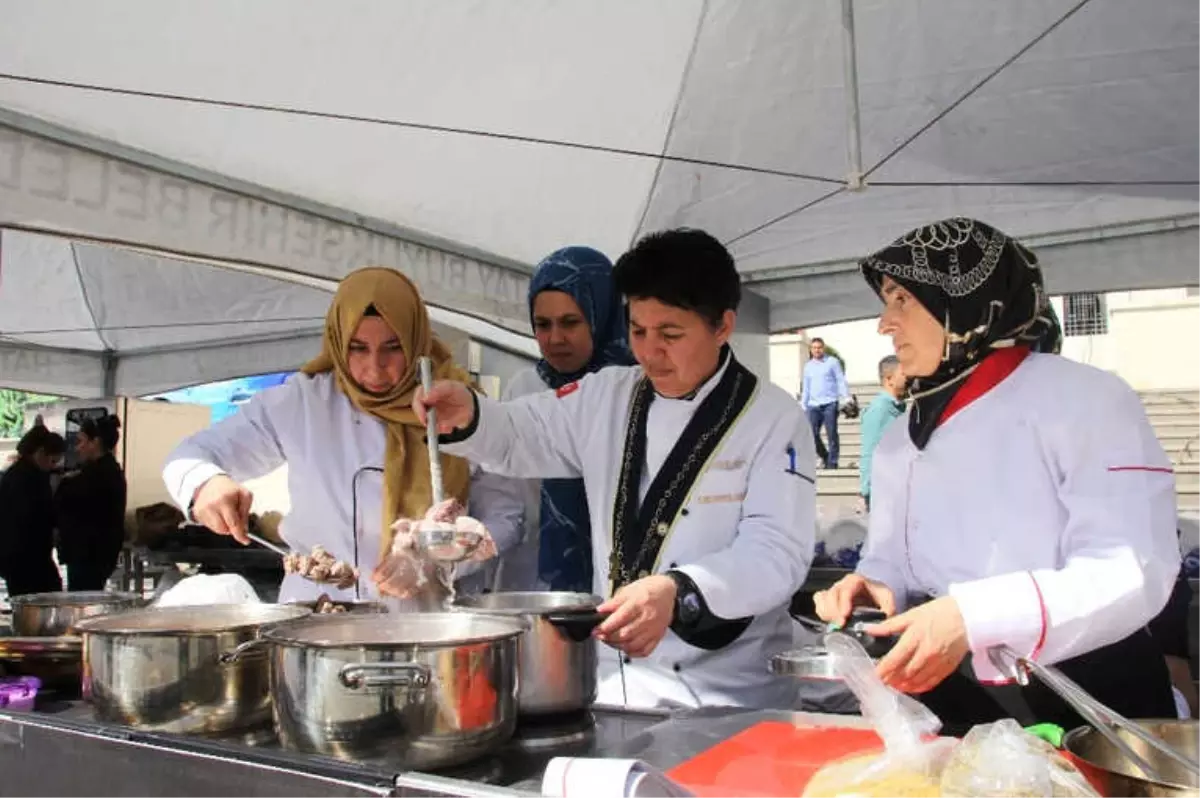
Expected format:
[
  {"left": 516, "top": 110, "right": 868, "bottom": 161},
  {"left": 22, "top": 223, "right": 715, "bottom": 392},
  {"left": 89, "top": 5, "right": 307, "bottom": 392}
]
[
  {"left": 939, "top": 719, "right": 1099, "bottom": 797},
  {"left": 373, "top": 499, "right": 496, "bottom": 598},
  {"left": 803, "top": 633, "right": 955, "bottom": 797},
  {"left": 153, "top": 573, "right": 261, "bottom": 607}
]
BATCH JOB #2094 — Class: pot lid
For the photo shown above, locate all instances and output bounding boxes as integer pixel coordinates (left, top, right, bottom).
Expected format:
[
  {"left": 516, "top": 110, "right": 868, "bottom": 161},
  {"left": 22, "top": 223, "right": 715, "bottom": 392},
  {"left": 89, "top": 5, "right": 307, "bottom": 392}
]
[
  {"left": 260, "top": 611, "right": 526, "bottom": 648},
  {"left": 450, "top": 591, "right": 601, "bottom": 615},
  {"left": 72, "top": 604, "right": 311, "bottom": 634},
  {"left": 9, "top": 591, "right": 142, "bottom": 607}
]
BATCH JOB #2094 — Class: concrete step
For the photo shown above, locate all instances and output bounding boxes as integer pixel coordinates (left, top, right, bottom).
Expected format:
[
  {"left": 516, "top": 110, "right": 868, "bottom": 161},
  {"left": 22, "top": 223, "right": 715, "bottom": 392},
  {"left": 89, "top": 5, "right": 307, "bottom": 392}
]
[
  {"left": 827, "top": 438, "right": 1197, "bottom": 461},
  {"left": 1139, "top": 392, "right": 1200, "bottom": 405},
  {"left": 1143, "top": 404, "right": 1200, "bottom": 417}
]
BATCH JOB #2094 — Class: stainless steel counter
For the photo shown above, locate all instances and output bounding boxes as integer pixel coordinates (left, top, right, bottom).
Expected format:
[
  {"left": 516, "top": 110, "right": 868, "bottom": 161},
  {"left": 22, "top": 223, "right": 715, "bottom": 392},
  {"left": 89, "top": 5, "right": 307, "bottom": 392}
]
[{"left": 0, "top": 698, "right": 870, "bottom": 797}]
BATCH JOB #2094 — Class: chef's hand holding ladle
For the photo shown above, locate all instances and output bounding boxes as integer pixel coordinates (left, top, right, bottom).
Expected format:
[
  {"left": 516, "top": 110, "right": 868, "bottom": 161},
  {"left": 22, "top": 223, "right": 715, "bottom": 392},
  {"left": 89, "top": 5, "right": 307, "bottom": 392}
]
[{"left": 191, "top": 474, "right": 255, "bottom": 544}]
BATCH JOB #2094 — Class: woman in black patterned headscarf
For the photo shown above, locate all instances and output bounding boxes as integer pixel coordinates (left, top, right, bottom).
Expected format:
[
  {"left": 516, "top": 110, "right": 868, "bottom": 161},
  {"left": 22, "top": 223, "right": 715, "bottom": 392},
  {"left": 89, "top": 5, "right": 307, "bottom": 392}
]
[
  {"left": 813, "top": 217, "right": 1179, "bottom": 736},
  {"left": 858, "top": 217, "right": 1062, "bottom": 449}
]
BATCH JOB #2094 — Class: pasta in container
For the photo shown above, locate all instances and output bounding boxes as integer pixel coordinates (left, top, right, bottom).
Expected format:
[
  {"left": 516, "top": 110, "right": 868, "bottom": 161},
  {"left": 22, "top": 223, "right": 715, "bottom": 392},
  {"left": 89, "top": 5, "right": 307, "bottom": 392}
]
[{"left": 801, "top": 635, "right": 1097, "bottom": 797}]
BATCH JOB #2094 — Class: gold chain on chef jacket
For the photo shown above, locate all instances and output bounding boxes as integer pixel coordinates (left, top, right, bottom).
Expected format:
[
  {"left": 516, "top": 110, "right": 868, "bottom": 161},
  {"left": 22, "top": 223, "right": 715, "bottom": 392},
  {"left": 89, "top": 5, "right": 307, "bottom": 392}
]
[{"left": 609, "top": 370, "right": 746, "bottom": 590}]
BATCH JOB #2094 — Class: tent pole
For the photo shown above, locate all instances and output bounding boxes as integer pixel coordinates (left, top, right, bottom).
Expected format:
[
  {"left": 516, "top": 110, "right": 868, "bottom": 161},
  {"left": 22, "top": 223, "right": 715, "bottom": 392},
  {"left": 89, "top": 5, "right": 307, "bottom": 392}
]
[
  {"left": 101, "top": 350, "right": 117, "bottom": 398},
  {"left": 840, "top": 0, "right": 865, "bottom": 190}
]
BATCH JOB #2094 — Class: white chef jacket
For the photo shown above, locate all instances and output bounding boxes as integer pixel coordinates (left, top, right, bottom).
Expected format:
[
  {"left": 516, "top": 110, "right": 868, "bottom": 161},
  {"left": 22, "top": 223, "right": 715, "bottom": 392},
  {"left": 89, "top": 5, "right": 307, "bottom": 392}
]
[
  {"left": 493, "top": 367, "right": 553, "bottom": 591},
  {"left": 857, "top": 353, "right": 1180, "bottom": 682},
  {"left": 442, "top": 356, "right": 816, "bottom": 710},
  {"left": 162, "top": 372, "right": 524, "bottom": 606}
]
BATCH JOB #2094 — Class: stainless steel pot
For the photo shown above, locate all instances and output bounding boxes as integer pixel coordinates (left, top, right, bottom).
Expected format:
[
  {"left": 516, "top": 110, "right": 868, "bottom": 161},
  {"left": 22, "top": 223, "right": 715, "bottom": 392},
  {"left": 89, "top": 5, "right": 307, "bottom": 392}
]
[
  {"left": 0, "top": 635, "right": 84, "bottom": 692},
  {"left": 244, "top": 612, "right": 524, "bottom": 770},
  {"left": 74, "top": 603, "right": 311, "bottom": 735},
  {"left": 1064, "top": 719, "right": 1200, "bottom": 797},
  {"left": 450, "top": 591, "right": 602, "bottom": 716},
  {"left": 10, "top": 591, "right": 145, "bottom": 637}
]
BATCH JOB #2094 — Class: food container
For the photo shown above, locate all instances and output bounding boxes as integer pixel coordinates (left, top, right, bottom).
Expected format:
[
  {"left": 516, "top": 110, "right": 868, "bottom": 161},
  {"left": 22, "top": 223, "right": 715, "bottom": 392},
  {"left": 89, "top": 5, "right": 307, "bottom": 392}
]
[
  {"left": 239, "top": 612, "right": 524, "bottom": 770},
  {"left": 769, "top": 646, "right": 846, "bottom": 681},
  {"left": 1064, "top": 719, "right": 1199, "bottom": 797},
  {"left": 450, "top": 591, "right": 602, "bottom": 716},
  {"left": 74, "top": 603, "right": 311, "bottom": 735},
  {"left": 0, "top": 636, "right": 84, "bottom": 693},
  {"left": 777, "top": 608, "right": 896, "bottom": 681},
  {"left": 0, "top": 676, "right": 42, "bottom": 711},
  {"left": 10, "top": 591, "right": 144, "bottom": 637}
]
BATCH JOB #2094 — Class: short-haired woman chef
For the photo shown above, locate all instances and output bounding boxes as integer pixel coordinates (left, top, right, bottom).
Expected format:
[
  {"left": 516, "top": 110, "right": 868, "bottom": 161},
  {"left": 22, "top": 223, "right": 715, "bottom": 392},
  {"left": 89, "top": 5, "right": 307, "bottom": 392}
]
[
  {"left": 162, "top": 267, "right": 521, "bottom": 604},
  {"left": 416, "top": 229, "right": 815, "bottom": 710},
  {"left": 814, "top": 218, "right": 1180, "bottom": 734}
]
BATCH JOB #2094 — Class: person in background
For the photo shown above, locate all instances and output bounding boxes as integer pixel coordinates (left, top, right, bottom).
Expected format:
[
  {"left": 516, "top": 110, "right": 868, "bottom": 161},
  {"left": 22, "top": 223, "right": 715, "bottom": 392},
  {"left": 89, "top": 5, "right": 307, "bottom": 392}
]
[
  {"left": 55, "top": 414, "right": 128, "bottom": 591},
  {"left": 163, "top": 267, "right": 521, "bottom": 605},
  {"left": 0, "top": 425, "right": 67, "bottom": 596},
  {"left": 800, "top": 338, "right": 849, "bottom": 469},
  {"left": 814, "top": 217, "right": 1179, "bottom": 734},
  {"left": 503, "top": 246, "right": 635, "bottom": 592},
  {"left": 856, "top": 355, "right": 905, "bottom": 514}
]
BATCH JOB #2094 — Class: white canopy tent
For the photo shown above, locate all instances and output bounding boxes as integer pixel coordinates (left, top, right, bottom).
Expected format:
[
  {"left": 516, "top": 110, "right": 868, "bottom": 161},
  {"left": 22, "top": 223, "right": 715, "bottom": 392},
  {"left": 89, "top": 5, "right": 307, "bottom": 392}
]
[
  {"left": 0, "top": 0, "right": 1196, "bottom": 395},
  {"left": 0, "top": 228, "right": 541, "bottom": 397}
]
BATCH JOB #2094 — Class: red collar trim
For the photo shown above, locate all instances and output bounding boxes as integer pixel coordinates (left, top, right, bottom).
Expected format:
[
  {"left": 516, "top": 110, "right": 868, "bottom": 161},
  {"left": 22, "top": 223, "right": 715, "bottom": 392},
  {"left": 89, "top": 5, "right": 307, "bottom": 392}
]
[{"left": 938, "top": 346, "right": 1031, "bottom": 426}]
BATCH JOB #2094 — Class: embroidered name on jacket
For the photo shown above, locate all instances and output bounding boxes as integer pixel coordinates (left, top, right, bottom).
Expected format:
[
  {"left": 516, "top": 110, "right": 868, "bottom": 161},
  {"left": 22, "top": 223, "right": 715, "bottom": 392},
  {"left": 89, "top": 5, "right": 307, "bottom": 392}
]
[{"left": 695, "top": 492, "right": 747, "bottom": 505}]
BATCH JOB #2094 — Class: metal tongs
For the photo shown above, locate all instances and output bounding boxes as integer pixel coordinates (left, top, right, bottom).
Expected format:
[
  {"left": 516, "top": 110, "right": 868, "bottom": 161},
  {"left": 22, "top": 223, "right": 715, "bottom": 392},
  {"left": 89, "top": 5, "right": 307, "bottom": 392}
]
[
  {"left": 414, "top": 356, "right": 482, "bottom": 564},
  {"left": 990, "top": 645, "right": 1200, "bottom": 784}
]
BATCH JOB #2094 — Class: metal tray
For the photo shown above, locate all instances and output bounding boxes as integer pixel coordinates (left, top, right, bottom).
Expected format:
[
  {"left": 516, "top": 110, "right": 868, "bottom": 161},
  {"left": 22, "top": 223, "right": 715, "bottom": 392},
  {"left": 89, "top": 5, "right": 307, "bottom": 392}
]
[{"left": 0, "top": 635, "right": 83, "bottom": 662}]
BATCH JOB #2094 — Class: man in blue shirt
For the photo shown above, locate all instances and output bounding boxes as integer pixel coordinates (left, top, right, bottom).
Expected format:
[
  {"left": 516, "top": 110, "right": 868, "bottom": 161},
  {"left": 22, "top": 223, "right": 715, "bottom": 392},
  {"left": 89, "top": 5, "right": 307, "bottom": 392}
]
[
  {"left": 858, "top": 354, "right": 906, "bottom": 512},
  {"left": 799, "top": 338, "right": 849, "bottom": 468}
]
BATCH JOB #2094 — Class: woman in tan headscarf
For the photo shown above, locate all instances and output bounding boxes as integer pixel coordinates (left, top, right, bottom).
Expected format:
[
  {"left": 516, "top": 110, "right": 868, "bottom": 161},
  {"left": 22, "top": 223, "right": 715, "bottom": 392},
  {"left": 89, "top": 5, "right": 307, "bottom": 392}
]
[{"left": 163, "top": 267, "right": 522, "bottom": 605}]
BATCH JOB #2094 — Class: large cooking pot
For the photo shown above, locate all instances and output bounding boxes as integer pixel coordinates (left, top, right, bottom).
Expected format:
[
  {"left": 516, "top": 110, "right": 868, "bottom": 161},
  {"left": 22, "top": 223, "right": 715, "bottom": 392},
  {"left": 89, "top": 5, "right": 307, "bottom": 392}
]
[
  {"left": 10, "top": 591, "right": 144, "bottom": 637},
  {"left": 245, "top": 612, "right": 524, "bottom": 770},
  {"left": 450, "top": 591, "right": 602, "bottom": 716},
  {"left": 74, "top": 603, "right": 311, "bottom": 735},
  {"left": 1063, "top": 719, "right": 1199, "bottom": 797}
]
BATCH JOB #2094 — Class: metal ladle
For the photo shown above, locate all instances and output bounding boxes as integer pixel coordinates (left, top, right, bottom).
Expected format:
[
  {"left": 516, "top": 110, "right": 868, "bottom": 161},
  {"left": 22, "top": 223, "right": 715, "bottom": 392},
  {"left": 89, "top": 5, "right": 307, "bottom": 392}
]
[
  {"left": 990, "top": 644, "right": 1200, "bottom": 784},
  {"left": 246, "top": 533, "right": 357, "bottom": 590},
  {"left": 413, "top": 356, "right": 482, "bottom": 564}
]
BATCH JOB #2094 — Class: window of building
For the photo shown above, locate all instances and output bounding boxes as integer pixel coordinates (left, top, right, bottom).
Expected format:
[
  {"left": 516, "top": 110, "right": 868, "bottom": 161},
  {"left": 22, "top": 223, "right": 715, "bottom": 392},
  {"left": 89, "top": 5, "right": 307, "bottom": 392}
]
[{"left": 1062, "top": 292, "right": 1108, "bottom": 337}]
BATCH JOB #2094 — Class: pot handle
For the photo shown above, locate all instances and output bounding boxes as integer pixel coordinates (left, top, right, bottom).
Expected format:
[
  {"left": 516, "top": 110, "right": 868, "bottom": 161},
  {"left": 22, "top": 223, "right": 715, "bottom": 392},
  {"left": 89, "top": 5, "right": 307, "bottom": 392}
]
[
  {"left": 219, "top": 638, "right": 268, "bottom": 664},
  {"left": 339, "top": 661, "right": 432, "bottom": 690},
  {"left": 544, "top": 611, "right": 608, "bottom": 643}
]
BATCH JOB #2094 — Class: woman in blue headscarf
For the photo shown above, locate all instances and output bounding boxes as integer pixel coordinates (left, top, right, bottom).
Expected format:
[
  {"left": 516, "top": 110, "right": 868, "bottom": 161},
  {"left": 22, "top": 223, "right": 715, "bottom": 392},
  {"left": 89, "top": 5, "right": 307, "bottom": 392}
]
[{"left": 500, "top": 246, "right": 634, "bottom": 592}]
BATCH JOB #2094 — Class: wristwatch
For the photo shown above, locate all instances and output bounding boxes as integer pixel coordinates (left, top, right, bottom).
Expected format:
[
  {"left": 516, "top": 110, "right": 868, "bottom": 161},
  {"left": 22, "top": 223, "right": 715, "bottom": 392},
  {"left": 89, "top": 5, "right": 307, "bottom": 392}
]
[{"left": 665, "top": 570, "right": 702, "bottom": 626}]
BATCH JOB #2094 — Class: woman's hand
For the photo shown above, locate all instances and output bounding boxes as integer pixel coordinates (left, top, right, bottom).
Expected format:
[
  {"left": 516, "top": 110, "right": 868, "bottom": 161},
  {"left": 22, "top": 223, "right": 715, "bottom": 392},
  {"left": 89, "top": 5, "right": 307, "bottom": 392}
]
[
  {"left": 413, "top": 382, "right": 477, "bottom": 435},
  {"left": 191, "top": 475, "right": 254, "bottom": 544},
  {"left": 594, "top": 575, "right": 677, "bottom": 658},
  {"left": 864, "top": 596, "right": 970, "bottom": 694},
  {"left": 813, "top": 573, "right": 897, "bottom": 627}
]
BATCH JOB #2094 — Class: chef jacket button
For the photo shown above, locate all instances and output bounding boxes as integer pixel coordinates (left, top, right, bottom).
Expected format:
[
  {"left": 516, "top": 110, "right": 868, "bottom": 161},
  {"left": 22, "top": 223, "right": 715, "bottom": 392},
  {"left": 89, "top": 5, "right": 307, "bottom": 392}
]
[
  {"left": 622, "top": 656, "right": 632, "bottom": 665},
  {"left": 680, "top": 508, "right": 689, "bottom": 517},
  {"left": 672, "top": 663, "right": 681, "bottom": 672},
  {"left": 668, "top": 562, "right": 677, "bottom": 569}
]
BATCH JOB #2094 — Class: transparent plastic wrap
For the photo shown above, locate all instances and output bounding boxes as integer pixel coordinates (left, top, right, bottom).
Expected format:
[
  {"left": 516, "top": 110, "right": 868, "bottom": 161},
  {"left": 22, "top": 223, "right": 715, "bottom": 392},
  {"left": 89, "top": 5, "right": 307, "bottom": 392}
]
[
  {"left": 152, "top": 573, "right": 262, "bottom": 607},
  {"left": 939, "top": 719, "right": 1099, "bottom": 797},
  {"left": 372, "top": 498, "right": 497, "bottom": 598},
  {"left": 803, "top": 634, "right": 955, "bottom": 797}
]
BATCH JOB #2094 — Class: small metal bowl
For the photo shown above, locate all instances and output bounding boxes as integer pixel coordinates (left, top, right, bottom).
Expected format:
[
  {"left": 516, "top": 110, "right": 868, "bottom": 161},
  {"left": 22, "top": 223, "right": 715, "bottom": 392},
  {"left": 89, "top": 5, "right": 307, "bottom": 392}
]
[
  {"left": 770, "top": 646, "right": 860, "bottom": 681},
  {"left": 415, "top": 525, "right": 482, "bottom": 563}
]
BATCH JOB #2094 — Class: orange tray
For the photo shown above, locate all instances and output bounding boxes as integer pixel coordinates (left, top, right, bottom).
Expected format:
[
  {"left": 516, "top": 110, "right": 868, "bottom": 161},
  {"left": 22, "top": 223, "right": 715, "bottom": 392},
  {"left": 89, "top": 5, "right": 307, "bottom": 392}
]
[{"left": 666, "top": 720, "right": 886, "bottom": 797}]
